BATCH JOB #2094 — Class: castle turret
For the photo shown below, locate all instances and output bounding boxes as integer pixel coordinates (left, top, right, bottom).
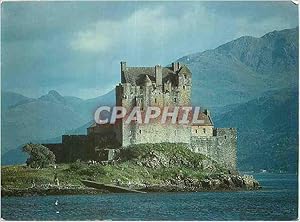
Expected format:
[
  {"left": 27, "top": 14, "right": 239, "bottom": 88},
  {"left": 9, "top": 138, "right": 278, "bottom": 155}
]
[
  {"left": 155, "top": 65, "right": 162, "bottom": 87},
  {"left": 172, "top": 62, "right": 181, "bottom": 72},
  {"left": 121, "top": 61, "right": 126, "bottom": 72},
  {"left": 120, "top": 61, "right": 127, "bottom": 83}
]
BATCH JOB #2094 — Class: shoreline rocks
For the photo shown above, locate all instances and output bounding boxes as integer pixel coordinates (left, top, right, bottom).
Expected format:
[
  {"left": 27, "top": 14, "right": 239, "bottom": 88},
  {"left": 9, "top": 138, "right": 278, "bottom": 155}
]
[
  {"left": 2, "top": 174, "right": 260, "bottom": 197},
  {"left": 1, "top": 186, "right": 107, "bottom": 197},
  {"left": 138, "top": 174, "right": 261, "bottom": 192}
]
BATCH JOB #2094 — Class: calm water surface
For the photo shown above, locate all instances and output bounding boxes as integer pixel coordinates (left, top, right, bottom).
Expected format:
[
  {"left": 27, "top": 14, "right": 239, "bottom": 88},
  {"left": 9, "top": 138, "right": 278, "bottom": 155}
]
[{"left": 1, "top": 173, "right": 298, "bottom": 220}]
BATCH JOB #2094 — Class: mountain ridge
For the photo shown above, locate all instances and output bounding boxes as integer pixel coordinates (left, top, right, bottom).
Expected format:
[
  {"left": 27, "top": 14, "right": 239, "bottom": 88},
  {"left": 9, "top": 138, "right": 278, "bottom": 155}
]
[{"left": 178, "top": 27, "right": 298, "bottom": 108}]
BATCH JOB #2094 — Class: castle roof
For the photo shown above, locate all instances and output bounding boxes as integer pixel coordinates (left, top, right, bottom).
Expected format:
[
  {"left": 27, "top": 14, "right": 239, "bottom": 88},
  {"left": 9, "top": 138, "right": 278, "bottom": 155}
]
[
  {"left": 178, "top": 65, "right": 192, "bottom": 76},
  {"left": 122, "top": 65, "right": 191, "bottom": 86},
  {"left": 192, "top": 112, "right": 214, "bottom": 126}
]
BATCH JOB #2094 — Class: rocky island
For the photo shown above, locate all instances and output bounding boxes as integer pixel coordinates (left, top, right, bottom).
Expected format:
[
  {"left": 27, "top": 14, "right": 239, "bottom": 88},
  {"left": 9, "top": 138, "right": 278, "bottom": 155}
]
[{"left": 2, "top": 143, "right": 260, "bottom": 197}]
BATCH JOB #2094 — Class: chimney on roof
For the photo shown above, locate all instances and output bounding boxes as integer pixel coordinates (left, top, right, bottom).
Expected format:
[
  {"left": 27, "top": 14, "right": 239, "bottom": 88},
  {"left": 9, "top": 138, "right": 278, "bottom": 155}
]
[
  {"left": 204, "top": 109, "right": 210, "bottom": 117},
  {"left": 172, "top": 62, "right": 181, "bottom": 72},
  {"left": 155, "top": 65, "right": 162, "bottom": 87},
  {"left": 144, "top": 75, "right": 152, "bottom": 87},
  {"left": 120, "top": 61, "right": 126, "bottom": 72}
]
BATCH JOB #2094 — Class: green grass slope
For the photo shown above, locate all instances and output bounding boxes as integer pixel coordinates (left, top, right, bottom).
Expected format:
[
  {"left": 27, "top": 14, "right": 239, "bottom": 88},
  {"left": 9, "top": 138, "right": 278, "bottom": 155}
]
[{"left": 2, "top": 143, "right": 226, "bottom": 189}]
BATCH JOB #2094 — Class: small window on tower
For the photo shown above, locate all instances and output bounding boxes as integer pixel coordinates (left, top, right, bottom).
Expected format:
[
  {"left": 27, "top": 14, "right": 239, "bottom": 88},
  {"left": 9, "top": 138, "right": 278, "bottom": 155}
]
[
  {"left": 203, "top": 128, "right": 206, "bottom": 133},
  {"left": 195, "top": 129, "right": 198, "bottom": 133},
  {"left": 183, "top": 85, "right": 186, "bottom": 90},
  {"left": 155, "top": 98, "right": 157, "bottom": 103},
  {"left": 174, "top": 98, "right": 177, "bottom": 102},
  {"left": 139, "top": 130, "right": 142, "bottom": 134}
]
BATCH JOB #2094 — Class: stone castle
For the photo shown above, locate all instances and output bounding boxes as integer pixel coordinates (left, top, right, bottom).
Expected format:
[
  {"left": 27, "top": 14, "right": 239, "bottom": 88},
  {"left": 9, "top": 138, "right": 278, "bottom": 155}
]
[{"left": 45, "top": 62, "right": 237, "bottom": 171}]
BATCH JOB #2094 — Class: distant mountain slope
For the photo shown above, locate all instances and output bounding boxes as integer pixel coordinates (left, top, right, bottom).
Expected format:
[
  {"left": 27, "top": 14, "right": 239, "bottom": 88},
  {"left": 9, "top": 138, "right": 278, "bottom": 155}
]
[
  {"left": 76, "top": 89, "right": 115, "bottom": 119},
  {"left": 1, "top": 97, "right": 86, "bottom": 153},
  {"left": 1, "top": 120, "right": 94, "bottom": 165},
  {"left": 1, "top": 90, "right": 115, "bottom": 165},
  {"left": 1, "top": 91, "right": 33, "bottom": 111},
  {"left": 178, "top": 27, "right": 298, "bottom": 108},
  {"left": 215, "top": 28, "right": 298, "bottom": 76},
  {"left": 214, "top": 88, "right": 298, "bottom": 173}
]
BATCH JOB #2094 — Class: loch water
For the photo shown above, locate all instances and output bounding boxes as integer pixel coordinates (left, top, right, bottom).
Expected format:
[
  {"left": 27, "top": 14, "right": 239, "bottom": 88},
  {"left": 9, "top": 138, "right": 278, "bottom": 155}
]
[{"left": 1, "top": 173, "right": 298, "bottom": 220}]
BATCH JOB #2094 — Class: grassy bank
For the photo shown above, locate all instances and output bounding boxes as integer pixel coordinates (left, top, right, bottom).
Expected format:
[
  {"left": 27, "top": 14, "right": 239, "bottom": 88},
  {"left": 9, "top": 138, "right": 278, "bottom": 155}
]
[
  {"left": 2, "top": 143, "right": 260, "bottom": 195},
  {"left": 2, "top": 143, "right": 226, "bottom": 189}
]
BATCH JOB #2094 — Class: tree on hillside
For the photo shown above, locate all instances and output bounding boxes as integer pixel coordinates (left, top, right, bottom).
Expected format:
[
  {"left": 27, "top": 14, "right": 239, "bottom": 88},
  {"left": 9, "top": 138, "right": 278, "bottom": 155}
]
[{"left": 22, "top": 143, "right": 56, "bottom": 168}]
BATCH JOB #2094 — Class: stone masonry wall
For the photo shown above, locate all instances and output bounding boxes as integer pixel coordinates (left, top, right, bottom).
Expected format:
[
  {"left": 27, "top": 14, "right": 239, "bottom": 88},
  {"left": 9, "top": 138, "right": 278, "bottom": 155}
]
[
  {"left": 122, "top": 122, "right": 191, "bottom": 147},
  {"left": 61, "top": 135, "right": 94, "bottom": 162},
  {"left": 116, "top": 77, "right": 192, "bottom": 146},
  {"left": 191, "top": 125, "right": 214, "bottom": 137},
  {"left": 190, "top": 128, "right": 237, "bottom": 171}
]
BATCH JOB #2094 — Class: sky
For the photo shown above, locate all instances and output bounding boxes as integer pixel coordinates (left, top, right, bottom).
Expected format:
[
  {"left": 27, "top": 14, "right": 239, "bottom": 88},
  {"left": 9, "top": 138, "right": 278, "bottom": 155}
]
[{"left": 1, "top": 1, "right": 298, "bottom": 99}]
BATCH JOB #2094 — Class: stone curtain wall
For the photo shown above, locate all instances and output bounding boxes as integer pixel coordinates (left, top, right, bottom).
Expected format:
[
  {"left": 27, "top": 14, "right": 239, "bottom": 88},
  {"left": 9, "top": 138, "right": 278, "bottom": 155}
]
[
  {"left": 122, "top": 122, "right": 191, "bottom": 147},
  {"left": 45, "top": 127, "right": 237, "bottom": 169},
  {"left": 190, "top": 128, "right": 237, "bottom": 171},
  {"left": 61, "top": 135, "right": 93, "bottom": 162}
]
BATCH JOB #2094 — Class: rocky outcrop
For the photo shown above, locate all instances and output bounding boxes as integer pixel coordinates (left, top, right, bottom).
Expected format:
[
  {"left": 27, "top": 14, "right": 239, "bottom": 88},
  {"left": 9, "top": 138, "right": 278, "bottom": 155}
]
[
  {"left": 114, "top": 144, "right": 260, "bottom": 192},
  {"left": 123, "top": 174, "right": 261, "bottom": 192},
  {"left": 120, "top": 146, "right": 224, "bottom": 174}
]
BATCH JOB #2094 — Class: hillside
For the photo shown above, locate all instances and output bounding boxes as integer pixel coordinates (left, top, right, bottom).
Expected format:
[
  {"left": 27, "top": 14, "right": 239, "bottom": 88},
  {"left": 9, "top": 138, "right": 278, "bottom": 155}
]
[
  {"left": 1, "top": 91, "right": 33, "bottom": 111},
  {"left": 178, "top": 27, "right": 298, "bottom": 109},
  {"left": 214, "top": 88, "right": 298, "bottom": 172}
]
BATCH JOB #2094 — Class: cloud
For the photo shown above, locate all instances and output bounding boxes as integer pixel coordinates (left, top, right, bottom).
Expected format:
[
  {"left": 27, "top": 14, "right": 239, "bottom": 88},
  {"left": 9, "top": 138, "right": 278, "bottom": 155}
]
[
  {"left": 2, "top": 1, "right": 298, "bottom": 99},
  {"left": 68, "top": 4, "right": 220, "bottom": 67},
  {"left": 233, "top": 13, "right": 298, "bottom": 39},
  {"left": 69, "top": 2, "right": 298, "bottom": 57},
  {"left": 69, "top": 6, "right": 177, "bottom": 53},
  {"left": 70, "top": 29, "right": 112, "bottom": 52}
]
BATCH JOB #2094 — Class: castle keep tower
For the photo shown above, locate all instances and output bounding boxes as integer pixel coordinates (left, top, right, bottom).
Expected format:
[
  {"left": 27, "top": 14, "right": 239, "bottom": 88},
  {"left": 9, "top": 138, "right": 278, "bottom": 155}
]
[
  {"left": 113, "top": 61, "right": 237, "bottom": 170},
  {"left": 115, "top": 62, "right": 192, "bottom": 146}
]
